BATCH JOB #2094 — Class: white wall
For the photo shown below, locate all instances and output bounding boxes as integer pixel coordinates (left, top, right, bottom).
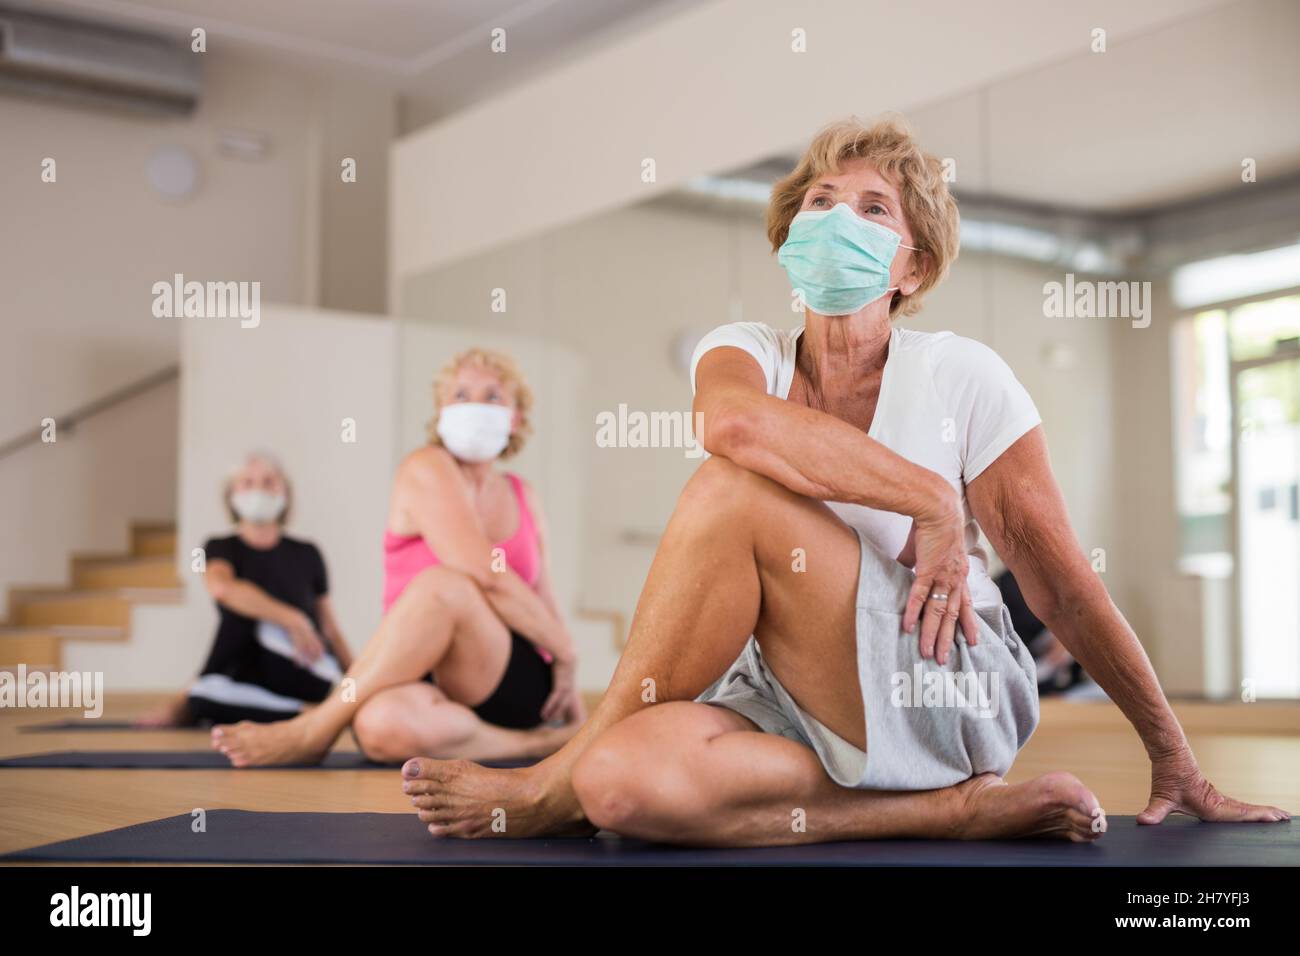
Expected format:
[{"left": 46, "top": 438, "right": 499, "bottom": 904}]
[
  {"left": 318, "top": 77, "right": 397, "bottom": 315},
  {"left": 0, "top": 51, "right": 396, "bottom": 623},
  {"left": 0, "top": 53, "right": 318, "bottom": 443},
  {"left": 68, "top": 305, "right": 399, "bottom": 688},
  {"left": 1108, "top": 279, "right": 1205, "bottom": 694},
  {"left": 0, "top": 53, "right": 308, "bottom": 613}
]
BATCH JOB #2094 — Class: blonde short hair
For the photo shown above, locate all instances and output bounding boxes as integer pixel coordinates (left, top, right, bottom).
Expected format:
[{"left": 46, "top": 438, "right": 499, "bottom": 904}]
[
  {"left": 427, "top": 347, "right": 534, "bottom": 460},
  {"left": 766, "top": 115, "right": 960, "bottom": 318}
]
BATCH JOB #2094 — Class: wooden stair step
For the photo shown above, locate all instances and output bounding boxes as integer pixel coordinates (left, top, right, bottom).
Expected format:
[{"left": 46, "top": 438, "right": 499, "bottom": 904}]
[
  {"left": 73, "top": 555, "right": 180, "bottom": 589},
  {"left": 0, "top": 625, "right": 126, "bottom": 641},
  {"left": 10, "top": 588, "right": 184, "bottom": 628},
  {"left": 0, "top": 632, "right": 62, "bottom": 670},
  {"left": 1, "top": 518, "right": 180, "bottom": 668},
  {"left": 132, "top": 523, "right": 177, "bottom": 558},
  {"left": 0, "top": 625, "right": 128, "bottom": 673},
  {"left": 0, "top": 663, "right": 63, "bottom": 677}
]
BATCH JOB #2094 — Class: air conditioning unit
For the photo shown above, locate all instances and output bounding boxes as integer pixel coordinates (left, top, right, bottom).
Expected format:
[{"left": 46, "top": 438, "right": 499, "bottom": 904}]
[{"left": 0, "top": 7, "right": 201, "bottom": 116}]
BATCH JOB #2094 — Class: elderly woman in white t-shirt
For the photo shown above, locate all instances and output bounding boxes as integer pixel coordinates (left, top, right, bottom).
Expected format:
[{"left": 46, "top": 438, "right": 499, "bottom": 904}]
[{"left": 402, "top": 117, "right": 1288, "bottom": 844}]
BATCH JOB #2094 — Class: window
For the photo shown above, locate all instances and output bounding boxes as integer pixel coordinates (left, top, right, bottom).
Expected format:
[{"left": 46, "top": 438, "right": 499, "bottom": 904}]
[
  {"left": 1173, "top": 272, "right": 1300, "bottom": 698},
  {"left": 1173, "top": 257, "right": 1300, "bottom": 557}
]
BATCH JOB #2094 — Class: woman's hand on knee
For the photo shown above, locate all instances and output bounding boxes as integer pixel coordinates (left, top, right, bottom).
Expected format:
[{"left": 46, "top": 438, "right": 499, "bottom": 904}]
[
  {"left": 284, "top": 610, "right": 326, "bottom": 664},
  {"left": 540, "top": 656, "right": 581, "bottom": 724},
  {"left": 901, "top": 508, "right": 980, "bottom": 665}
]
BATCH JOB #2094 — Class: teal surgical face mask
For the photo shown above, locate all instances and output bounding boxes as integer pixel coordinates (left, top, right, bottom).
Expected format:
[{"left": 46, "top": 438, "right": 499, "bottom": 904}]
[{"left": 777, "top": 201, "right": 919, "bottom": 315}]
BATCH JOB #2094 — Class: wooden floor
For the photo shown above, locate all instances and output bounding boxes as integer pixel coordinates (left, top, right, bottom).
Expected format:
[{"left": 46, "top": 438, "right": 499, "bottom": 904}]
[{"left": 1, "top": 694, "right": 1297, "bottom": 859}]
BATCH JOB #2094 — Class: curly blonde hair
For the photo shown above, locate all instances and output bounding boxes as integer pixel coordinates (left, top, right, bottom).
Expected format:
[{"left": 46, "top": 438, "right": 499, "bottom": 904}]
[
  {"left": 427, "top": 347, "right": 534, "bottom": 459},
  {"left": 766, "top": 115, "right": 960, "bottom": 318}
]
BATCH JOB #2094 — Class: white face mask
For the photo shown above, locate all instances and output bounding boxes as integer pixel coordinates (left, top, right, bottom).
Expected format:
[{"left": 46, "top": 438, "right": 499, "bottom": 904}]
[
  {"left": 436, "top": 402, "right": 513, "bottom": 463},
  {"left": 231, "top": 489, "right": 286, "bottom": 524}
]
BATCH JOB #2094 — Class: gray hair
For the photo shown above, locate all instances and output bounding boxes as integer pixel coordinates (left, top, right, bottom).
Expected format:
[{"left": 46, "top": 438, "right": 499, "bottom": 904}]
[{"left": 222, "top": 449, "right": 292, "bottom": 525}]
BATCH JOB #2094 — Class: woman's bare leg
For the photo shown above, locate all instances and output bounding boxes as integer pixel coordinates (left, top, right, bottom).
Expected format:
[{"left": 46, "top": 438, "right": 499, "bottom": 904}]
[
  {"left": 353, "top": 682, "right": 578, "bottom": 764},
  {"left": 402, "top": 456, "right": 891, "bottom": 836},
  {"left": 212, "top": 565, "right": 518, "bottom": 766},
  {"left": 406, "top": 456, "right": 1097, "bottom": 843},
  {"left": 565, "top": 702, "right": 1101, "bottom": 846}
]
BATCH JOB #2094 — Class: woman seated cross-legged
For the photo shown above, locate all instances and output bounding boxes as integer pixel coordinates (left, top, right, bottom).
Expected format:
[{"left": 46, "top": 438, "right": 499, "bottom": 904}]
[
  {"left": 398, "top": 116, "right": 1288, "bottom": 845},
  {"left": 210, "top": 348, "right": 584, "bottom": 766},
  {"left": 136, "top": 450, "right": 352, "bottom": 728}
]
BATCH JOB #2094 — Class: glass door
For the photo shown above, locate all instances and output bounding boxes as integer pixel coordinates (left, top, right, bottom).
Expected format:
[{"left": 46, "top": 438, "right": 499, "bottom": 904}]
[{"left": 1233, "top": 351, "right": 1300, "bottom": 698}]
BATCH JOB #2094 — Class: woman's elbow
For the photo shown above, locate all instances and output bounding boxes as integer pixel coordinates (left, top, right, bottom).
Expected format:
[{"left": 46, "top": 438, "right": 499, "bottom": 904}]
[
  {"left": 700, "top": 402, "right": 756, "bottom": 458},
  {"left": 205, "top": 577, "right": 231, "bottom": 603},
  {"left": 1027, "top": 568, "right": 1101, "bottom": 632},
  {"left": 439, "top": 557, "right": 498, "bottom": 591}
]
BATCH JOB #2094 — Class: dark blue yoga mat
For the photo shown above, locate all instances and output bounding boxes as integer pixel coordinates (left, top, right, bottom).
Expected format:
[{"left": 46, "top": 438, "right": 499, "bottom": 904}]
[
  {"left": 0, "top": 751, "right": 536, "bottom": 770},
  {"left": 19, "top": 720, "right": 191, "bottom": 732},
  {"left": 4, "top": 811, "right": 1294, "bottom": 866}
]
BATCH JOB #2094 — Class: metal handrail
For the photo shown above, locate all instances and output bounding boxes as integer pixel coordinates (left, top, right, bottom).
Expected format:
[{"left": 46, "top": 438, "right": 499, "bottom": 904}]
[{"left": 0, "top": 364, "right": 179, "bottom": 460}]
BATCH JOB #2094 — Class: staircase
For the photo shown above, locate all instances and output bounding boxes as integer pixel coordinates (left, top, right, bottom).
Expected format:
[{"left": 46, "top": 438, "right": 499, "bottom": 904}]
[{"left": 0, "top": 521, "right": 185, "bottom": 673}]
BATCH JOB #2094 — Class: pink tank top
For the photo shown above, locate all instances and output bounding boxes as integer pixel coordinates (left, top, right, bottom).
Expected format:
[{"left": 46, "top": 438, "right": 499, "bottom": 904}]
[{"left": 382, "top": 472, "right": 542, "bottom": 613}]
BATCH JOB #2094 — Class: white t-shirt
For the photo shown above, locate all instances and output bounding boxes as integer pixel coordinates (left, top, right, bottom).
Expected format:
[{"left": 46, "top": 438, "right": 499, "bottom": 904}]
[{"left": 689, "top": 321, "right": 1041, "bottom": 609}]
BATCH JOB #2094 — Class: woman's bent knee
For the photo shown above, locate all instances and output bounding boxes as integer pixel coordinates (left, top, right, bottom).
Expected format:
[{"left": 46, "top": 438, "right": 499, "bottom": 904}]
[
  {"left": 685, "top": 456, "right": 760, "bottom": 503},
  {"left": 356, "top": 688, "right": 483, "bottom": 762},
  {"left": 403, "top": 564, "right": 480, "bottom": 612},
  {"left": 572, "top": 735, "right": 647, "bottom": 832},
  {"left": 353, "top": 715, "right": 400, "bottom": 763},
  {"left": 353, "top": 689, "right": 430, "bottom": 759},
  {"left": 573, "top": 712, "right": 721, "bottom": 834},
  {"left": 681, "top": 455, "right": 812, "bottom": 522},
  {"left": 352, "top": 695, "right": 413, "bottom": 762}
]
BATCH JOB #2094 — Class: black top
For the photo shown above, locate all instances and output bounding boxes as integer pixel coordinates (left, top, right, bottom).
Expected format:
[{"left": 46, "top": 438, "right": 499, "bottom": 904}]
[
  {"left": 994, "top": 568, "right": 1045, "bottom": 643},
  {"left": 201, "top": 534, "right": 329, "bottom": 677}
]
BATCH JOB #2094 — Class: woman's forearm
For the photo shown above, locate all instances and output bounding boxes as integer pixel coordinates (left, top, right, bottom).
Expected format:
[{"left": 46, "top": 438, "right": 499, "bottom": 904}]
[
  {"left": 481, "top": 571, "right": 574, "bottom": 661},
  {"left": 699, "top": 387, "right": 951, "bottom": 520},
  {"left": 319, "top": 621, "right": 353, "bottom": 667},
  {"left": 313, "top": 598, "right": 351, "bottom": 665},
  {"left": 1041, "top": 580, "right": 1188, "bottom": 759},
  {"left": 210, "top": 578, "right": 303, "bottom": 629}
]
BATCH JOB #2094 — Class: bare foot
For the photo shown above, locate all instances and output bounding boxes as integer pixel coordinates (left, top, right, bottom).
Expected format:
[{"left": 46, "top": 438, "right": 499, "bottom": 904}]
[
  {"left": 210, "top": 717, "right": 330, "bottom": 767},
  {"left": 402, "top": 757, "right": 595, "bottom": 838},
  {"left": 950, "top": 771, "right": 1105, "bottom": 842}
]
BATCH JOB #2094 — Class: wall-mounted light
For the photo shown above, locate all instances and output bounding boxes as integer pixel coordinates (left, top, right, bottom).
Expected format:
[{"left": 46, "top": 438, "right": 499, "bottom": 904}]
[{"left": 145, "top": 145, "right": 199, "bottom": 200}]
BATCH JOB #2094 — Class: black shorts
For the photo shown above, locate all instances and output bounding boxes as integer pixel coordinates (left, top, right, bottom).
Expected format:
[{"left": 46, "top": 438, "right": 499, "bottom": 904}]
[
  {"left": 186, "top": 696, "right": 302, "bottom": 726},
  {"left": 471, "top": 631, "right": 554, "bottom": 730},
  {"left": 187, "top": 647, "right": 338, "bottom": 726}
]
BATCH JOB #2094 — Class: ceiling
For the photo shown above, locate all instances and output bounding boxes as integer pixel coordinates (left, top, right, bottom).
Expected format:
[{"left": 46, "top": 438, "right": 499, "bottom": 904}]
[{"left": 13, "top": 0, "right": 696, "bottom": 121}]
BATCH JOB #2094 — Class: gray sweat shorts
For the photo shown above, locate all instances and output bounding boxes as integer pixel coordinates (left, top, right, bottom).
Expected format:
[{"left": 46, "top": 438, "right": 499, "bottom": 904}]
[{"left": 696, "top": 527, "right": 1040, "bottom": 791}]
